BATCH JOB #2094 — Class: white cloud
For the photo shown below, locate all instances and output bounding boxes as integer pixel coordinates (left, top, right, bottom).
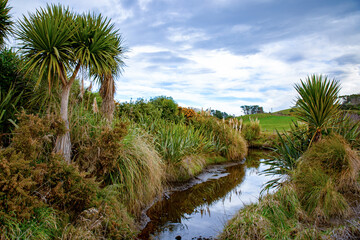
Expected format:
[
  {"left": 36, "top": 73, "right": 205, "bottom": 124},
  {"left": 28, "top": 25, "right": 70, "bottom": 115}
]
[
  {"left": 138, "top": 0, "right": 152, "bottom": 11},
  {"left": 8, "top": 0, "right": 360, "bottom": 116},
  {"left": 167, "top": 27, "right": 210, "bottom": 43},
  {"left": 116, "top": 28, "right": 360, "bottom": 116}
]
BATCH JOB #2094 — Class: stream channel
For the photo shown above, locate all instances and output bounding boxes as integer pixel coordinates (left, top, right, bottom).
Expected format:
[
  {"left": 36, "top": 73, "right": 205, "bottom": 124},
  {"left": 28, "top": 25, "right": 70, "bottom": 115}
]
[{"left": 138, "top": 149, "right": 274, "bottom": 240}]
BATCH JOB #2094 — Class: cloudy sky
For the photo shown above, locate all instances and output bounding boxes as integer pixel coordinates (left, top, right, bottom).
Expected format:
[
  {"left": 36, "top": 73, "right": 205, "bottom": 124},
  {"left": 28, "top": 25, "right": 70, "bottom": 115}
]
[{"left": 9, "top": 0, "right": 360, "bottom": 115}]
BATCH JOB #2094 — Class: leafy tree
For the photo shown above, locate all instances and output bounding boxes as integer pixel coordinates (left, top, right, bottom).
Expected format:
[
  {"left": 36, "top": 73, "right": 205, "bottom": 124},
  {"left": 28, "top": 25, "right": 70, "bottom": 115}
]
[
  {"left": 17, "top": 5, "right": 123, "bottom": 162},
  {"left": 0, "top": 0, "right": 13, "bottom": 48},
  {"left": 211, "top": 109, "right": 229, "bottom": 119},
  {"left": 339, "top": 94, "right": 360, "bottom": 111},
  {"left": 149, "top": 96, "right": 180, "bottom": 122},
  {"left": 240, "top": 105, "right": 264, "bottom": 115},
  {"left": 294, "top": 74, "right": 341, "bottom": 145}
]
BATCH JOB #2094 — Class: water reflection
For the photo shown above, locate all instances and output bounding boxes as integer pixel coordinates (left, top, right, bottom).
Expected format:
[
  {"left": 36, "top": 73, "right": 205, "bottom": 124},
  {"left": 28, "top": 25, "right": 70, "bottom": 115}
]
[{"left": 138, "top": 149, "right": 273, "bottom": 240}]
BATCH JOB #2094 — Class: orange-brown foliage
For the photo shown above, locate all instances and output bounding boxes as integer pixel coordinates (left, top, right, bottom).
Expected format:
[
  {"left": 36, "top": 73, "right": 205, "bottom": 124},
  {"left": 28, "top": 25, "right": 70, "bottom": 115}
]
[
  {"left": 0, "top": 112, "right": 97, "bottom": 221},
  {"left": 178, "top": 106, "right": 197, "bottom": 119}
]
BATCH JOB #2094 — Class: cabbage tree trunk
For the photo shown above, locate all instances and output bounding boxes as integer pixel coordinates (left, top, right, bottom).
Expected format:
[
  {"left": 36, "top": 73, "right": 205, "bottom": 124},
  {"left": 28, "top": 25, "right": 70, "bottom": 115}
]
[
  {"left": 100, "top": 75, "right": 115, "bottom": 122},
  {"left": 54, "top": 63, "right": 80, "bottom": 163},
  {"left": 54, "top": 83, "right": 72, "bottom": 162}
]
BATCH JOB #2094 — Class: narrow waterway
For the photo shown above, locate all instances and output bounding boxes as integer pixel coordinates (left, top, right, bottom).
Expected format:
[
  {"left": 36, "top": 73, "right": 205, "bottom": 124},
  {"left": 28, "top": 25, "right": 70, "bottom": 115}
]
[{"left": 138, "top": 149, "right": 273, "bottom": 240}]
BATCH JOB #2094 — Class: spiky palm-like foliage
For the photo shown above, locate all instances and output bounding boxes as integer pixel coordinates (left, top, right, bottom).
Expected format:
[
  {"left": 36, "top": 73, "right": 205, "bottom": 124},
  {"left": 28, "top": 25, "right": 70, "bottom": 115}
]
[
  {"left": 17, "top": 4, "right": 124, "bottom": 162},
  {"left": 74, "top": 13, "right": 124, "bottom": 122},
  {"left": 294, "top": 74, "right": 341, "bottom": 145},
  {"left": 0, "top": 0, "right": 13, "bottom": 48}
]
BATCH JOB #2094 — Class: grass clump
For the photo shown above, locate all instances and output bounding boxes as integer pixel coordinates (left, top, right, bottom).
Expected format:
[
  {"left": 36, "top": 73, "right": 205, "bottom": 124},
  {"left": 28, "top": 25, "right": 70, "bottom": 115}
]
[
  {"left": 242, "top": 117, "right": 261, "bottom": 142},
  {"left": 113, "top": 127, "right": 164, "bottom": 215},
  {"left": 0, "top": 207, "right": 61, "bottom": 240},
  {"left": 293, "top": 134, "right": 359, "bottom": 220},
  {"left": 191, "top": 114, "right": 247, "bottom": 161},
  {"left": 220, "top": 184, "right": 316, "bottom": 240}
]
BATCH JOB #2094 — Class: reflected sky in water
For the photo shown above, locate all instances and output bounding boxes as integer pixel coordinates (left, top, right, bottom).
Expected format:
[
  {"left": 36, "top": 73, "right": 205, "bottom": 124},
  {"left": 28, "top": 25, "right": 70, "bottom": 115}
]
[{"left": 139, "top": 149, "right": 274, "bottom": 240}]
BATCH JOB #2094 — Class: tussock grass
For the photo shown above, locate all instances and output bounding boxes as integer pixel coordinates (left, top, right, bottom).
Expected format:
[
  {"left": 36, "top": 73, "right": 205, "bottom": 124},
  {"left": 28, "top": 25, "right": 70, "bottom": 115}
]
[
  {"left": 109, "top": 127, "right": 164, "bottom": 216},
  {"left": 292, "top": 134, "right": 359, "bottom": 220},
  {"left": 227, "top": 128, "right": 248, "bottom": 161},
  {"left": 298, "top": 134, "right": 360, "bottom": 192}
]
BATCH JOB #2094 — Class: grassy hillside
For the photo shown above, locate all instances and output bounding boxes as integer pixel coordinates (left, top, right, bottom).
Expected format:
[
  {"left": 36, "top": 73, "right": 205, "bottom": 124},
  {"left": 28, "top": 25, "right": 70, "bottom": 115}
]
[{"left": 238, "top": 112, "right": 297, "bottom": 132}]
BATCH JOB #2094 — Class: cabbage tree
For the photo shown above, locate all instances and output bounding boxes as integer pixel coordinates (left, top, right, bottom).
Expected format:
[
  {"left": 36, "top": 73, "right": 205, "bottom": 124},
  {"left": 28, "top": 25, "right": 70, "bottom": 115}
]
[
  {"left": 0, "top": 0, "right": 13, "bottom": 48},
  {"left": 17, "top": 5, "right": 123, "bottom": 162},
  {"left": 294, "top": 74, "right": 341, "bottom": 146}
]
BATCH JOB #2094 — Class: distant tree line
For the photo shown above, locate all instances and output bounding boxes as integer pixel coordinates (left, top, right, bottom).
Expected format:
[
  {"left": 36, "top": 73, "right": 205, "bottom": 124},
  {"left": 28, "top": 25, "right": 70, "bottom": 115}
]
[
  {"left": 210, "top": 109, "right": 231, "bottom": 119},
  {"left": 339, "top": 94, "right": 360, "bottom": 111},
  {"left": 240, "top": 105, "right": 264, "bottom": 115}
]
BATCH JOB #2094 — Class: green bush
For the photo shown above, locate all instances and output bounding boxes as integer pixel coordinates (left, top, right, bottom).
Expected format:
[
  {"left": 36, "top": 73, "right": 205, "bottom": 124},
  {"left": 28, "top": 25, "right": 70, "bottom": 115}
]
[
  {"left": 149, "top": 96, "right": 182, "bottom": 122},
  {"left": 116, "top": 98, "right": 161, "bottom": 122}
]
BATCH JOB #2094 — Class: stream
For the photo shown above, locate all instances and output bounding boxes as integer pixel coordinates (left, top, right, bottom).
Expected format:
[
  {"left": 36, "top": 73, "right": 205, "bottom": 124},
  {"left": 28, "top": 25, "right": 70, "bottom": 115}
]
[{"left": 138, "top": 149, "right": 274, "bottom": 240}]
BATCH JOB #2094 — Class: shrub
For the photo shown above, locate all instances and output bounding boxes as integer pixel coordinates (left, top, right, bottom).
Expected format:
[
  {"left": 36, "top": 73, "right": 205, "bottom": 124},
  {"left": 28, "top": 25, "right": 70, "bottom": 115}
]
[
  {"left": 149, "top": 96, "right": 182, "bottom": 122},
  {"left": 116, "top": 98, "right": 161, "bottom": 122},
  {"left": 178, "top": 106, "right": 196, "bottom": 120},
  {"left": 61, "top": 185, "right": 136, "bottom": 240},
  {"left": 0, "top": 112, "right": 97, "bottom": 221},
  {"left": 73, "top": 120, "right": 128, "bottom": 181}
]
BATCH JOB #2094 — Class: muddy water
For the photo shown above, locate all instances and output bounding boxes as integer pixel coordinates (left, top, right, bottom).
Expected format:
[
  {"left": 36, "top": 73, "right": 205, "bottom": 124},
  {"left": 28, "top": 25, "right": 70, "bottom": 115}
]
[{"left": 138, "top": 149, "right": 273, "bottom": 240}]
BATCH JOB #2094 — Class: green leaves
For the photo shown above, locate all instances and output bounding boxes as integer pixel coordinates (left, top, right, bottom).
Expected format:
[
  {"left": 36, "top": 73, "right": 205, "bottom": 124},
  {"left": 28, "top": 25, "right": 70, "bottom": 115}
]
[
  {"left": 294, "top": 74, "right": 341, "bottom": 144},
  {"left": 17, "top": 4, "right": 75, "bottom": 87},
  {"left": 16, "top": 4, "right": 124, "bottom": 88},
  {"left": 0, "top": 0, "right": 13, "bottom": 48}
]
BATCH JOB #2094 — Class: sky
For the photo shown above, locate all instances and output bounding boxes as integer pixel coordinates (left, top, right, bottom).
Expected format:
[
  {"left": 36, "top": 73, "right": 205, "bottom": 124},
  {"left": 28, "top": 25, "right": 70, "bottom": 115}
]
[{"left": 8, "top": 0, "right": 360, "bottom": 115}]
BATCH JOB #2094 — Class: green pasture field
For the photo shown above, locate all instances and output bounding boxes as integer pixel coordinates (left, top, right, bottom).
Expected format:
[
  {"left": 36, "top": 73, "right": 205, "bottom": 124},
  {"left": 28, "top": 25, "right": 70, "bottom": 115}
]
[{"left": 238, "top": 113, "right": 298, "bottom": 132}]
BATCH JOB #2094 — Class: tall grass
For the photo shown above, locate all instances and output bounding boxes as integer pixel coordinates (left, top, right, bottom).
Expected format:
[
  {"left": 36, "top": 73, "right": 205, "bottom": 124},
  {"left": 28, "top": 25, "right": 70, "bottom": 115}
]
[
  {"left": 334, "top": 113, "right": 360, "bottom": 148},
  {"left": 190, "top": 115, "right": 247, "bottom": 161},
  {"left": 0, "top": 207, "right": 60, "bottom": 240},
  {"left": 242, "top": 117, "right": 261, "bottom": 142}
]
